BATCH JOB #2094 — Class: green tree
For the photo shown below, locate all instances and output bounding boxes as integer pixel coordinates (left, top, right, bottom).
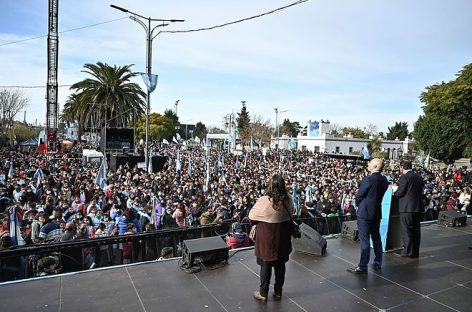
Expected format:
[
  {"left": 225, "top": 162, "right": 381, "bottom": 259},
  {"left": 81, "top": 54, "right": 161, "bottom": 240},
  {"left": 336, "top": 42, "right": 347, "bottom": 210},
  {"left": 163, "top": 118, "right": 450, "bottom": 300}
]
[
  {"left": 64, "top": 62, "right": 146, "bottom": 131},
  {"left": 414, "top": 113, "right": 466, "bottom": 164},
  {"left": 279, "top": 118, "right": 301, "bottom": 137},
  {"left": 194, "top": 122, "right": 208, "bottom": 140},
  {"left": 386, "top": 121, "right": 409, "bottom": 140},
  {"left": 164, "top": 109, "right": 179, "bottom": 125},
  {"left": 415, "top": 63, "right": 472, "bottom": 162},
  {"left": 13, "top": 122, "right": 38, "bottom": 143},
  {"left": 342, "top": 127, "right": 368, "bottom": 139},
  {"left": 163, "top": 108, "right": 180, "bottom": 137},
  {"left": 370, "top": 137, "right": 385, "bottom": 158},
  {"left": 134, "top": 113, "right": 174, "bottom": 143},
  {"left": 237, "top": 101, "right": 251, "bottom": 142}
]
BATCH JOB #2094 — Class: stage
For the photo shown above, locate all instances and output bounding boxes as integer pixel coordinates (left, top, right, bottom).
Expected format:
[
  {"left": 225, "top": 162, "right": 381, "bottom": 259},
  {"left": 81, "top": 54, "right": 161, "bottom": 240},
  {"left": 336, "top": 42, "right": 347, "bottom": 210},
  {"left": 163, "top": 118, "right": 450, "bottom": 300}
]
[{"left": 1, "top": 223, "right": 472, "bottom": 311}]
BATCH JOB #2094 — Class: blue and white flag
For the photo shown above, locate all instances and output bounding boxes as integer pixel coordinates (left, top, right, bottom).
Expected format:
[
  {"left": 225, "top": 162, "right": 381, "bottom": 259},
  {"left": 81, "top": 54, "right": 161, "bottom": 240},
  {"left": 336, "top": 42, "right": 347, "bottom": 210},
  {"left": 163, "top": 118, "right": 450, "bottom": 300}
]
[
  {"left": 362, "top": 145, "right": 370, "bottom": 159},
  {"left": 288, "top": 138, "right": 297, "bottom": 150},
  {"left": 176, "top": 133, "right": 181, "bottom": 141},
  {"left": 187, "top": 155, "right": 193, "bottom": 177},
  {"left": 244, "top": 152, "right": 248, "bottom": 168},
  {"left": 176, "top": 151, "right": 181, "bottom": 173},
  {"left": 34, "top": 167, "right": 44, "bottom": 189},
  {"left": 95, "top": 157, "right": 107, "bottom": 189},
  {"left": 140, "top": 73, "right": 158, "bottom": 93},
  {"left": 235, "top": 156, "right": 240, "bottom": 168},
  {"left": 9, "top": 209, "right": 25, "bottom": 246},
  {"left": 250, "top": 137, "right": 254, "bottom": 151},
  {"left": 162, "top": 138, "right": 169, "bottom": 145},
  {"left": 8, "top": 161, "right": 14, "bottom": 178},
  {"left": 205, "top": 161, "right": 210, "bottom": 191}
]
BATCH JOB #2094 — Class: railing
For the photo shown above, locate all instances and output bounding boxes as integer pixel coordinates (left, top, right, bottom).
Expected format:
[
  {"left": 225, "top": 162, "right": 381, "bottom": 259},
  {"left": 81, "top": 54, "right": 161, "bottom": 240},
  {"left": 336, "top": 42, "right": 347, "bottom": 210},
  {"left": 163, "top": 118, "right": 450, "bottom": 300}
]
[{"left": 0, "top": 212, "right": 439, "bottom": 283}]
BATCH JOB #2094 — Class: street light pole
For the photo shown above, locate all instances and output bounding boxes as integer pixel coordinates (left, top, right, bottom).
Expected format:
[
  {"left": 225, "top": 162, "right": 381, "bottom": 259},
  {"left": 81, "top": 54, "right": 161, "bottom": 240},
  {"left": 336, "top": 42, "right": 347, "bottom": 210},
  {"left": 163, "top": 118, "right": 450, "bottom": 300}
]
[
  {"left": 274, "top": 108, "right": 288, "bottom": 150},
  {"left": 110, "top": 4, "right": 184, "bottom": 171}
]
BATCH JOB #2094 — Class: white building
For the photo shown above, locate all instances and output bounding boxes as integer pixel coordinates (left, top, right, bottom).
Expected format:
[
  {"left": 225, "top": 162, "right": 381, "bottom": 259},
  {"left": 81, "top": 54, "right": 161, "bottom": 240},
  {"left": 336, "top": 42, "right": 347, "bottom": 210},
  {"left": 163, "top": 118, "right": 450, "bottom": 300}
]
[{"left": 273, "top": 120, "right": 412, "bottom": 159}]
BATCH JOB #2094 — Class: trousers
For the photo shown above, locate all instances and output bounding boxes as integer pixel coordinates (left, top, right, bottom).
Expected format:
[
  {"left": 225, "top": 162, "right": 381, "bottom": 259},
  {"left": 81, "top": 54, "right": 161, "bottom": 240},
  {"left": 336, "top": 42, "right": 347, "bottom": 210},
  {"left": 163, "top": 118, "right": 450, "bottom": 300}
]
[{"left": 258, "top": 258, "right": 286, "bottom": 297}]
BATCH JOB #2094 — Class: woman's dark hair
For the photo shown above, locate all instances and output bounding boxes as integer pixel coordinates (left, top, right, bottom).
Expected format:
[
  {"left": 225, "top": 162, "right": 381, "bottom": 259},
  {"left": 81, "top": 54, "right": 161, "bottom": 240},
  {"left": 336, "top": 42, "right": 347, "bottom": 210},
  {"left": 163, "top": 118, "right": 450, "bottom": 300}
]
[{"left": 266, "top": 174, "right": 290, "bottom": 210}]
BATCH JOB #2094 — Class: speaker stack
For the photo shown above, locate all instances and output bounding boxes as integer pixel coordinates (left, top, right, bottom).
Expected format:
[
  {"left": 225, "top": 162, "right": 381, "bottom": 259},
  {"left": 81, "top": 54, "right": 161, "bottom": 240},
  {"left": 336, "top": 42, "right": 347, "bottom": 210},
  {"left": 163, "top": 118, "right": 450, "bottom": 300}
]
[
  {"left": 292, "top": 223, "right": 327, "bottom": 256},
  {"left": 438, "top": 211, "right": 467, "bottom": 227},
  {"left": 341, "top": 220, "right": 359, "bottom": 242},
  {"left": 181, "top": 236, "right": 229, "bottom": 268}
]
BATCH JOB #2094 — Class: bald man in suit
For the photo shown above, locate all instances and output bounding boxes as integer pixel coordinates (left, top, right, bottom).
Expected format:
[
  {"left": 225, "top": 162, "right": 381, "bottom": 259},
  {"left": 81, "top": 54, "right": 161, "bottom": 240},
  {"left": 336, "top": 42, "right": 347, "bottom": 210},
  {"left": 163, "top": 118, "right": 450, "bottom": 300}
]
[{"left": 348, "top": 158, "right": 389, "bottom": 274}]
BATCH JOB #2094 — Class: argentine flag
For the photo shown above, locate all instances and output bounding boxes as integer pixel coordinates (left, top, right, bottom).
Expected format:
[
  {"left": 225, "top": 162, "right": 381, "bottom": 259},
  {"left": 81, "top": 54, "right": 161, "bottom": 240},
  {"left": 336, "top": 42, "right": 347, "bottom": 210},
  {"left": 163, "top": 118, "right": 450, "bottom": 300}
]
[
  {"left": 34, "top": 167, "right": 44, "bottom": 189},
  {"left": 95, "top": 157, "right": 107, "bottom": 189},
  {"left": 10, "top": 209, "right": 26, "bottom": 246},
  {"left": 8, "top": 161, "right": 14, "bottom": 178}
]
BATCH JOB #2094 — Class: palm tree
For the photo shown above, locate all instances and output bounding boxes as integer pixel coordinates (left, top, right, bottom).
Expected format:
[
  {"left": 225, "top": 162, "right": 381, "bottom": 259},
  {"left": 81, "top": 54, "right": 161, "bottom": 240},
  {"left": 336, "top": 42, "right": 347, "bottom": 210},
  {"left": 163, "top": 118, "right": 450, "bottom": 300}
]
[{"left": 66, "top": 62, "right": 146, "bottom": 132}]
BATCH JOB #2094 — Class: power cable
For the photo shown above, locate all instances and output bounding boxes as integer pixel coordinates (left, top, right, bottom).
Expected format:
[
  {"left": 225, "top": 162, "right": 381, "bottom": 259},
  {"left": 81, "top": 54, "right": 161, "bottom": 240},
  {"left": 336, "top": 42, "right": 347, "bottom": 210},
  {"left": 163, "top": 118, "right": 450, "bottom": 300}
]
[
  {"left": 161, "top": 0, "right": 309, "bottom": 35},
  {"left": 0, "top": 85, "right": 72, "bottom": 89},
  {"left": 0, "top": 17, "right": 128, "bottom": 48}
]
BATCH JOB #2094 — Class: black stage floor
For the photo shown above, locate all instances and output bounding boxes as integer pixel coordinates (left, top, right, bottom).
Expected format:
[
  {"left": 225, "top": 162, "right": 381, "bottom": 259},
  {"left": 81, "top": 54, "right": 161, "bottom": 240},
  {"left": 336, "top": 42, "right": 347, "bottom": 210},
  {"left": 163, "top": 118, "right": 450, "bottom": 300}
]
[{"left": 2, "top": 223, "right": 472, "bottom": 312}]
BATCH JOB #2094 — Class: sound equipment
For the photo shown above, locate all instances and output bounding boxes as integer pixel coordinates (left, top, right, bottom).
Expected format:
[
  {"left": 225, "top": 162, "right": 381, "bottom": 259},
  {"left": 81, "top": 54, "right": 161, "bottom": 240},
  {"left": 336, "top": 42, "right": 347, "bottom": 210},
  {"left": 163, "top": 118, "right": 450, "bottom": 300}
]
[
  {"left": 292, "top": 223, "right": 327, "bottom": 256},
  {"left": 182, "top": 236, "right": 229, "bottom": 268},
  {"left": 109, "top": 155, "right": 168, "bottom": 173},
  {"left": 341, "top": 220, "right": 359, "bottom": 242},
  {"left": 101, "top": 128, "right": 135, "bottom": 151},
  {"left": 438, "top": 211, "right": 467, "bottom": 227}
]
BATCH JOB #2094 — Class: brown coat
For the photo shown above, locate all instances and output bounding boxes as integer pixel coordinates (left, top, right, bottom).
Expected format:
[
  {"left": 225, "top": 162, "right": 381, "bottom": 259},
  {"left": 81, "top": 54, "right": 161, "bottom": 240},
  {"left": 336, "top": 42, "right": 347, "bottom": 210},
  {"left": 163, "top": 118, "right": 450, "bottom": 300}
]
[{"left": 249, "top": 195, "right": 293, "bottom": 262}]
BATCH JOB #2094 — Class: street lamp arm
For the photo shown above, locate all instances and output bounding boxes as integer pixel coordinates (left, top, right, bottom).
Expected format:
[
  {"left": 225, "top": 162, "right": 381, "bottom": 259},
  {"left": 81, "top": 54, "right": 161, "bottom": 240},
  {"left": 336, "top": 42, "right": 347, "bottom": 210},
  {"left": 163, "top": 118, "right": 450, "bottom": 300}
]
[
  {"left": 110, "top": 4, "right": 128, "bottom": 13},
  {"left": 110, "top": 4, "right": 148, "bottom": 20},
  {"left": 151, "top": 23, "right": 169, "bottom": 39},
  {"left": 129, "top": 16, "right": 149, "bottom": 33}
]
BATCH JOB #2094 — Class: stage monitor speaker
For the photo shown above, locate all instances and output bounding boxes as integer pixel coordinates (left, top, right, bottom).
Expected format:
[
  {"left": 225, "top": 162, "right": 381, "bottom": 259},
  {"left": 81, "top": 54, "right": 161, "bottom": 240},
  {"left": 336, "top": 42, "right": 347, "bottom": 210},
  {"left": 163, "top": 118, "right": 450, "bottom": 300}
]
[
  {"left": 341, "top": 220, "right": 359, "bottom": 242},
  {"left": 438, "top": 211, "right": 467, "bottom": 227},
  {"left": 292, "top": 223, "right": 327, "bottom": 256},
  {"left": 182, "top": 236, "right": 229, "bottom": 268}
]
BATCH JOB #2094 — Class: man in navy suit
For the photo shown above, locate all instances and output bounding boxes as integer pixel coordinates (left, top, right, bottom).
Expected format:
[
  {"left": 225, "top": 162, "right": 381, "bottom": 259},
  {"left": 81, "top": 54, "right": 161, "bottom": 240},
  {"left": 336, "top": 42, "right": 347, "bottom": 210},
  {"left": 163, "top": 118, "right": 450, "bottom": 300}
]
[
  {"left": 348, "top": 158, "right": 389, "bottom": 274},
  {"left": 394, "top": 160, "right": 424, "bottom": 258}
]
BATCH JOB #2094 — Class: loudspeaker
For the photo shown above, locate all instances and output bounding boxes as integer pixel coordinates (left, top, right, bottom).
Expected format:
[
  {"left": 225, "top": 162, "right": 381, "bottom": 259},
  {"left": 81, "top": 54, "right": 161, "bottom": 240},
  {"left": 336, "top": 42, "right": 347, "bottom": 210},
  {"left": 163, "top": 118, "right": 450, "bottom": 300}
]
[
  {"left": 182, "top": 236, "right": 229, "bottom": 268},
  {"left": 101, "top": 128, "right": 135, "bottom": 151},
  {"left": 438, "top": 210, "right": 467, "bottom": 227},
  {"left": 292, "top": 223, "right": 327, "bottom": 256},
  {"left": 341, "top": 220, "right": 359, "bottom": 242}
]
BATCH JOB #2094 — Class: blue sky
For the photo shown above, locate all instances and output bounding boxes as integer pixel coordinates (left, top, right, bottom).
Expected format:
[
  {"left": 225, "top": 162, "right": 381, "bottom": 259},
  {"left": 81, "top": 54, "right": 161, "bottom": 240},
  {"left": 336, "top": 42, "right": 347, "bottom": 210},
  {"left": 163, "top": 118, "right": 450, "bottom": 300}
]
[{"left": 0, "top": 0, "right": 471, "bottom": 132}]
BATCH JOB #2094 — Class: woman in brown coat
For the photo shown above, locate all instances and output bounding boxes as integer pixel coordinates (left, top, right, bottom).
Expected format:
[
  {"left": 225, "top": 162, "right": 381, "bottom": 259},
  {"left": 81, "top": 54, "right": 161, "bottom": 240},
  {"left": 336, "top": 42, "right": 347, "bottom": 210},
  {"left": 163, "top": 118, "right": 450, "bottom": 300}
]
[{"left": 249, "top": 174, "right": 293, "bottom": 302}]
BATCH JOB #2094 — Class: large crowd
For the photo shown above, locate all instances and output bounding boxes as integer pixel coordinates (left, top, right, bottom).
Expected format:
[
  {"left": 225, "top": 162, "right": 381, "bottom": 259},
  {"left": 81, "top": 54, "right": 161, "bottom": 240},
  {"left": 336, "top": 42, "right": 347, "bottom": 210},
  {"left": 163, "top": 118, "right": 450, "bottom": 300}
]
[{"left": 0, "top": 143, "right": 470, "bottom": 279}]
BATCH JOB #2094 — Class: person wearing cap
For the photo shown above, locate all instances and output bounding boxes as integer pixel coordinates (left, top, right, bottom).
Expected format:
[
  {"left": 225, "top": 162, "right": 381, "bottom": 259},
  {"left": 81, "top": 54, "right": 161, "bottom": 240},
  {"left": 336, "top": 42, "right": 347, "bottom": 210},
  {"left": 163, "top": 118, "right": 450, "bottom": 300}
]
[{"left": 226, "top": 222, "right": 249, "bottom": 249}]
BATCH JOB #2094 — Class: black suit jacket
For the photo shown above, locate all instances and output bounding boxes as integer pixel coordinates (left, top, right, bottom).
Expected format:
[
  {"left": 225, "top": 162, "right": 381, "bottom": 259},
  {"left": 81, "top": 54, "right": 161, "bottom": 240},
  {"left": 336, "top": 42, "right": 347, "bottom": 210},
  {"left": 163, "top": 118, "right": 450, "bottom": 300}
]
[
  {"left": 394, "top": 170, "right": 424, "bottom": 213},
  {"left": 355, "top": 172, "right": 389, "bottom": 221}
]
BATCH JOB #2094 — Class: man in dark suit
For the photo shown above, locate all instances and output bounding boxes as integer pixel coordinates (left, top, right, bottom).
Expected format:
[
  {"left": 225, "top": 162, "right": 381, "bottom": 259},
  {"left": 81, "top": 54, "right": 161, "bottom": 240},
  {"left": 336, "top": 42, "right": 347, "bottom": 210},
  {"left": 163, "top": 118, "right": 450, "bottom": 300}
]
[
  {"left": 348, "top": 158, "right": 389, "bottom": 274},
  {"left": 394, "top": 160, "right": 424, "bottom": 258}
]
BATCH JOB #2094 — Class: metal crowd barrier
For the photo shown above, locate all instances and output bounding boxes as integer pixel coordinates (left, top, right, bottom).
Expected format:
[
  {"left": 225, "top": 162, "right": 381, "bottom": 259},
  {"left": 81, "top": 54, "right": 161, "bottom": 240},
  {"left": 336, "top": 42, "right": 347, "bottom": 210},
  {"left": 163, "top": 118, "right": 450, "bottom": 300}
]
[{"left": 0, "top": 212, "right": 440, "bottom": 283}]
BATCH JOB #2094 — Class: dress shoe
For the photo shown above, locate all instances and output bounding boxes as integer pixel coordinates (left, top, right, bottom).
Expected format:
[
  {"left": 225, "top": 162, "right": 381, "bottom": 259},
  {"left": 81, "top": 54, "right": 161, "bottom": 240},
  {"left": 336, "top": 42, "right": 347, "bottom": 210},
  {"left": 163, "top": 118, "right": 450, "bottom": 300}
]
[
  {"left": 371, "top": 263, "right": 382, "bottom": 272},
  {"left": 347, "top": 266, "right": 367, "bottom": 274},
  {"left": 272, "top": 290, "right": 282, "bottom": 301},
  {"left": 253, "top": 291, "right": 267, "bottom": 302}
]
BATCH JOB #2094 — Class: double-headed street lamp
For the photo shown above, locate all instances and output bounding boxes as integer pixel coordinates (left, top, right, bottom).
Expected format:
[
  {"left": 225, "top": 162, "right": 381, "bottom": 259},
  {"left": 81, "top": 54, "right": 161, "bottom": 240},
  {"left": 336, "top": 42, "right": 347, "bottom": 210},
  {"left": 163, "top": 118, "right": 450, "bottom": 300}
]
[
  {"left": 110, "top": 4, "right": 184, "bottom": 172},
  {"left": 274, "top": 108, "right": 288, "bottom": 150}
]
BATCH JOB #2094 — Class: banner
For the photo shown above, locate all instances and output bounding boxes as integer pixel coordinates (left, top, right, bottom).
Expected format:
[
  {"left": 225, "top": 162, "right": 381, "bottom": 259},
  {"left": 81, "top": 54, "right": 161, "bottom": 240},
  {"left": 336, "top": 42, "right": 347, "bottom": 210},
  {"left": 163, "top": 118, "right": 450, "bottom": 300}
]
[
  {"left": 140, "top": 73, "right": 158, "bottom": 93},
  {"left": 308, "top": 121, "right": 320, "bottom": 137}
]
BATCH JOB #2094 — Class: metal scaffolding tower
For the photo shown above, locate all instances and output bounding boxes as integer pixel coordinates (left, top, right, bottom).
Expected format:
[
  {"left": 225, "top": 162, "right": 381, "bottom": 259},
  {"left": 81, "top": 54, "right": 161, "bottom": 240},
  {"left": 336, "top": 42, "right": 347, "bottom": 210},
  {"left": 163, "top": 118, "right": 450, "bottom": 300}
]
[{"left": 46, "top": 0, "right": 59, "bottom": 151}]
